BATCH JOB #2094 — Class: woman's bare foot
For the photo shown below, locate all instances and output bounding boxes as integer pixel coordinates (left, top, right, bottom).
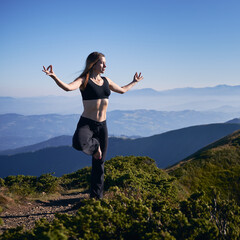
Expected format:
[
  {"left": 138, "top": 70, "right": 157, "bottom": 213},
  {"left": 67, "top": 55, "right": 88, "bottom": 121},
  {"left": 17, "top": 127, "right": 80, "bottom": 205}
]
[{"left": 93, "top": 146, "right": 102, "bottom": 159}]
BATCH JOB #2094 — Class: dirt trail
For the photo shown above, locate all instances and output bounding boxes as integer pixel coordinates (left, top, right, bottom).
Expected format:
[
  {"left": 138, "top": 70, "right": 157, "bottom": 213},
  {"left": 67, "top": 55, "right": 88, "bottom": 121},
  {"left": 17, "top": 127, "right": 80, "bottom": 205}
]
[{"left": 0, "top": 192, "right": 89, "bottom": 234}]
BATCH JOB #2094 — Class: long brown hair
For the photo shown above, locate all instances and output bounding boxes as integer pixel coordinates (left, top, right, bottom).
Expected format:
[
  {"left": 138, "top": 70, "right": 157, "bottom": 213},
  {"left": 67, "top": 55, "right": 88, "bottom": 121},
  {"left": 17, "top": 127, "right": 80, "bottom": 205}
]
[{"left": 78, "top": 52, "right": 105, "bottom": 90}]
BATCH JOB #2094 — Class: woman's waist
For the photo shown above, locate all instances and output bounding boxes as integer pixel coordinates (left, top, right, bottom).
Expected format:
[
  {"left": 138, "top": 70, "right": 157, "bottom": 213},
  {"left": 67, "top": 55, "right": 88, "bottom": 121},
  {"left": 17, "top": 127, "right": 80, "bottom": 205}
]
[
  {"left": 79, "top": 115, "right": 107, "bottom": 126},
  {"left": 83, "top": 98, "right": 109, "bottom": 109},
  {"left": 82, "top": 99, "right": 108, "bottom": 122},
  {"left": 81, "top": 110, "right": 107, "bottom": 122}
]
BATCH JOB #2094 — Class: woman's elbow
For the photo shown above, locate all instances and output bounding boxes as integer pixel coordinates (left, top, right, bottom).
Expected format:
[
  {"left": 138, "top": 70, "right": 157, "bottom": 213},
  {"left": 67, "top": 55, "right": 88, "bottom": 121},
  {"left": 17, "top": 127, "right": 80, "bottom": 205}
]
[
  {"left": 119, "top": 88, "right": 126, "bottom": 94},
  {"left": 65, "top": 86, "right": 76, "bottom": 92},
  {"left": 65, "top": 87, "right": 72, "bottom": 92},
  {"left": 113, "top": 89, "right": 125, "bottom": 94}
]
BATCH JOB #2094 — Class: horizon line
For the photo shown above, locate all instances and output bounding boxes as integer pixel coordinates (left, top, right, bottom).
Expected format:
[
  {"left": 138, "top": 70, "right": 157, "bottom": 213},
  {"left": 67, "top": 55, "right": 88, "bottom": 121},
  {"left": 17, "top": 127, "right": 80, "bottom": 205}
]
[{"left": 1, "top": 83, "right": 240, "bottom": 98}]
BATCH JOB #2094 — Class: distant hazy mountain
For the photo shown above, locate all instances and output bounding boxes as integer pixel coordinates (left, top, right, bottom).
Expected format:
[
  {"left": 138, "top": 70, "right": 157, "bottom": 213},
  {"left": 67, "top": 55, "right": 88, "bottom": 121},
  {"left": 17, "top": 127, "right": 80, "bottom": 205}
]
[
  {"left": 124, "top": 85, "right": 240, "bottom": 97},
  {"left": 2, "top": 85, "right": 240, "bottom": 114},
  {"left": 107, "top": 109, "right": 239, "bottom": 136},
  {"left": 226, "top": 118, "right": 240, "bottom": 124},
  {"left": 1, "top": 123, "right": 240, "bottom": 177},
  {"left": 1, "top": 111, "right": 239, "bottom": 151},
  {"left": 0, "top": 113, "right": 79, "bottom": 151},
  {"left": 149, "top": 84, "right": 240, "bottom": 96},
  {"left": 0, "top": 135, "right": 72, "bottom": 155}
]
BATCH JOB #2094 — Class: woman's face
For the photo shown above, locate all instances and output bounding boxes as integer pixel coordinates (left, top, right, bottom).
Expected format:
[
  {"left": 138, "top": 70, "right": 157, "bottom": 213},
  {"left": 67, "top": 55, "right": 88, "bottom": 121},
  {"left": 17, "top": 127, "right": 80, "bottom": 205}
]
[{"left": 93, "top": 56, "right": 106, "bottom": 74}]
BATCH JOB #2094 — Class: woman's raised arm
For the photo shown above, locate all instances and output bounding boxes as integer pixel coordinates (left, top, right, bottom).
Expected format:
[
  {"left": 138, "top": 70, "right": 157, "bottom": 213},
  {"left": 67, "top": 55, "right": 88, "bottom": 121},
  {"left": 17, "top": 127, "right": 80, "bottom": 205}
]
[
  {"left": 107, "top": 72, "right": 143, "bottom": 94},
  {"left": 42, "top": 65, "right": 83, "bottom": 92}
]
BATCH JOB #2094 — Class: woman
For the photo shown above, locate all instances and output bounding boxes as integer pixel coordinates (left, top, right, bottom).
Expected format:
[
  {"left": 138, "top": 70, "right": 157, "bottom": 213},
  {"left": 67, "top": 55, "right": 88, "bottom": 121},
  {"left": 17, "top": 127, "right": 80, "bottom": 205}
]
[{"left": 42, "top": 52, "right": 143, "bottom": 199}]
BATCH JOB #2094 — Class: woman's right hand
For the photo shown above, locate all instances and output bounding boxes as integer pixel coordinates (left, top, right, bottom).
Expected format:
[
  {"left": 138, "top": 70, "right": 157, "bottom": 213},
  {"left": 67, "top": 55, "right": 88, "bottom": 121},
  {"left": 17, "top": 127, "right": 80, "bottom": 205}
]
[
  {"left": 93, "top": 146, "right": 102, "bottom": 160},
  {"left": 42, "top": 65, "right": 55, "bottom": 77}
]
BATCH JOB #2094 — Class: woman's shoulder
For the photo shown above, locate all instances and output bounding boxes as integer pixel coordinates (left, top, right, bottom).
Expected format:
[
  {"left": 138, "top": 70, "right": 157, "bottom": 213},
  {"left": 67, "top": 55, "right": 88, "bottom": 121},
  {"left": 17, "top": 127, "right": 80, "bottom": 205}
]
[
  {"left": 76, "top": 75, "right": 85, "bottom": 81},
  {"left": 74, "top": 75, "right": 85, "bottom": 84},
  {"left": 74, "top": 76, "right": 86, "bottom": 91},
  {"left": 102, "top": 76, "right": 111, "bottom": 83}
]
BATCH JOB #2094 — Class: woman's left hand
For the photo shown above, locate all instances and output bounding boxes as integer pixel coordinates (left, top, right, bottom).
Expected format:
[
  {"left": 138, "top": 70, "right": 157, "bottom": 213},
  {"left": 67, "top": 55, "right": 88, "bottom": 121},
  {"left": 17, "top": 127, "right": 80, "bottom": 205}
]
[
  {"left": 42, "top": 65, "right": 56, "bottom": 77},
  {"left": 133, "top": 72, "right": 144, "bottom": 82}
]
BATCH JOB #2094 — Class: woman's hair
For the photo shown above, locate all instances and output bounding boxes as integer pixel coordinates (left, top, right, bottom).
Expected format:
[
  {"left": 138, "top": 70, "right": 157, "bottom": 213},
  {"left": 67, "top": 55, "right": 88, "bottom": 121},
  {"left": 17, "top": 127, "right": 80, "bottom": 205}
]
[{"left": 78, "top": 52, "right": 105, "bottom": 90}]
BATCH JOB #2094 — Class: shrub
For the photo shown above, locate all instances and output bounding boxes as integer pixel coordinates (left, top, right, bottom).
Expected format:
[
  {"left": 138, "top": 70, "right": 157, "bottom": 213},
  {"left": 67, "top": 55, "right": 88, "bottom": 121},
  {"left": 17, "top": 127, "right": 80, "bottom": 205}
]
[
  {"left": 36, "top": 173, "right": 60, "bottom": 193},
  {"left": 3, "top": 173, "right": 60, "bottom": 196},
  {"left": 60, "top": 167, "right": 91, "bottom": 190},
  {"left": 4, "top": 175, "right": 37, "bottom": 196},
  {"left": 104, "top": 156, "right": 181, "bottom": 202}
]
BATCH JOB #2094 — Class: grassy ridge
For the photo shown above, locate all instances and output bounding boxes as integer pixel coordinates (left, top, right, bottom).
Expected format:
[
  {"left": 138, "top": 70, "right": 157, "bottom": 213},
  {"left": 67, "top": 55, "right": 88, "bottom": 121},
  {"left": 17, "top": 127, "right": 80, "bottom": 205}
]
[{"left": 167, "top": 130, "right": 240, "bottom": 204}]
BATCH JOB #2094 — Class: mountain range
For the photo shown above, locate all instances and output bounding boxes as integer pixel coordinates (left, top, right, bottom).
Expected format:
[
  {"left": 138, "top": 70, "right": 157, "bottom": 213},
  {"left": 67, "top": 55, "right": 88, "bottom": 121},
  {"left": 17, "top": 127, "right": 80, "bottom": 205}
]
[
  {"left": 1, "top": 123, "right": 240, "bottom": 177},
  {"left": 1, "top": 110, "right": 239, "bottom": 151}
]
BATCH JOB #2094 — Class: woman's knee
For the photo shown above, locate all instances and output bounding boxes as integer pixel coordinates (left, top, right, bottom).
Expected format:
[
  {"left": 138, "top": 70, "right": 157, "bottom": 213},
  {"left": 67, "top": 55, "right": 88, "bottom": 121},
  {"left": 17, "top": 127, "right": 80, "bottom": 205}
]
[{"left": 72, "top": 133, "right": 99, "bottom": 155}]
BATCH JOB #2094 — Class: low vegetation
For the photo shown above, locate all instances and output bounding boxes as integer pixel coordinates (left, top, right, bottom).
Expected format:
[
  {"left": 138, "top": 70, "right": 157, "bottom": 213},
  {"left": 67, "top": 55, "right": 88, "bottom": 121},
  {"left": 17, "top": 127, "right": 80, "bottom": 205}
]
[{"left": 0, "top": 153, "right": 240, "bottom": 239}]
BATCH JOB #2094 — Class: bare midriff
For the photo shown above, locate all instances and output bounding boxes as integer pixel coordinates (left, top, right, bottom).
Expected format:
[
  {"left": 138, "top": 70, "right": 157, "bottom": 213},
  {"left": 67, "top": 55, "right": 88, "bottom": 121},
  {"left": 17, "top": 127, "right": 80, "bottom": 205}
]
[{"left": 81, "top": 99, "right": 109, "bottom": 122}]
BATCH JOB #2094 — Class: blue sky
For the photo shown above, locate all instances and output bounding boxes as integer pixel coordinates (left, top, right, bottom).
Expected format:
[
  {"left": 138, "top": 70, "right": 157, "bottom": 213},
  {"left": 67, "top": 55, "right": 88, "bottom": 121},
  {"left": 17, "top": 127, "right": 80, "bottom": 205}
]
[{"left": 1, "top": 0, "right": 240, "bottom": 97}]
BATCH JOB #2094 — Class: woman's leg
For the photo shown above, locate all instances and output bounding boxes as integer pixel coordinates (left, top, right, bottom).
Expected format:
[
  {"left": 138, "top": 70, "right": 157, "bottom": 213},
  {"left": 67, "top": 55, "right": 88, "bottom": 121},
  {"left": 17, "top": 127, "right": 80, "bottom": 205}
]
[
  {"left": 90, "top": 123, "right": 108, "bottom": 199},
  {"left": 72, "top": 116, "right": 108, "bottom": 199},
  {"left": 72, "top": 117, "right": 100, "bottom": 155}
]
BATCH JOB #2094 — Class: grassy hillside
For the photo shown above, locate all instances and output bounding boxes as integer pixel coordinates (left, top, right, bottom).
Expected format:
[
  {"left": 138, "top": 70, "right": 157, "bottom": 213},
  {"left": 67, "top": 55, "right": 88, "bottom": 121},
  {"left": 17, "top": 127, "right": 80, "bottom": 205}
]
[
  {"left": 1, "top": 155, "right": 240, "bottom": 239},
  {"left": 167, "top": 130, "right": 240, "bottom": 204}
]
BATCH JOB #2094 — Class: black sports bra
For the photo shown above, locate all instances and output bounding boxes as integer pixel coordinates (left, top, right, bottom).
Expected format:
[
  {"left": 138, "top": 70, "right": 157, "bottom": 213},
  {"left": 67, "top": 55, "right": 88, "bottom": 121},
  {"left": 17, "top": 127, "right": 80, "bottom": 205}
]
[{"left": 80, "top": 77, "right": 111, "bottom": 100}]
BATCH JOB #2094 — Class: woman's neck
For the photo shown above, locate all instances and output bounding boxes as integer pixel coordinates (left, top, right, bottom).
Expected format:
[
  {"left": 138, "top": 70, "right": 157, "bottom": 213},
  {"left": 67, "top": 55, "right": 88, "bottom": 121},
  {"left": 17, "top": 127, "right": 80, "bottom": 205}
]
[{"left": 90, "top": 72, "right": 101, "bottom": 81}]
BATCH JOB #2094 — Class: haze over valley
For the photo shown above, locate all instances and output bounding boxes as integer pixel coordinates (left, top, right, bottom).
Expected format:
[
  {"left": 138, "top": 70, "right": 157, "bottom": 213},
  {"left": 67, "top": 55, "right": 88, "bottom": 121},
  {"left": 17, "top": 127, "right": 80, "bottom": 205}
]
[{"left": 2, "top": 85, "right": 240, "bottom": 114}]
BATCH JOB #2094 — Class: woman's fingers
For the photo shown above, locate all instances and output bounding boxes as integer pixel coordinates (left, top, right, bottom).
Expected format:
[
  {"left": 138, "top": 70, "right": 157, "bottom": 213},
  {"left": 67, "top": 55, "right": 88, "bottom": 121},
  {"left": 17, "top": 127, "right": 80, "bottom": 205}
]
[
  {"left": 42, "top": 65, "right": 54, "bottom": 75},
  {"left": 42, "top": 66, "right": 48, "bottom": 73},
  {"left": 134, "top": 72, "right": 143, "bottom": 81},
  {"left": 47, "top": 65, "right": 52, "bottom": 72}
]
